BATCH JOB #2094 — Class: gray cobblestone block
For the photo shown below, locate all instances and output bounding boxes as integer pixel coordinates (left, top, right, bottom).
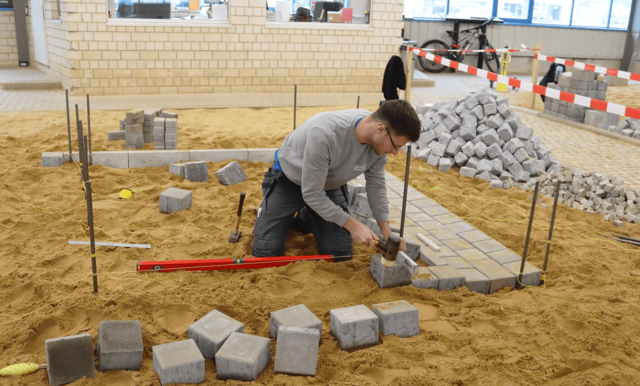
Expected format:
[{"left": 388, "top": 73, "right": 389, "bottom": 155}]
[
  {"left": 154, "top": 117, "right": 166, "bottom": 128},
  {"left": 454, "top": 152, "right": 469, "bottom": 166},
  {"left": 516, "top": 124, "right": 533, "bottom": 140},
  {"left": 428, "top": 265, "right": 466, "bottom": 290},
  {"left": 476, "top": 123, "right": 489, "bottom": 134},
  {"left": 462, "top": 114, "right": 478, "bottom": 129},
  {"left": 485, "top": 114, "right": 504, "bottom": 129},
  {"left": 372, "top": 300, "right": 419, "bottom": 338},
  {"left": 442, "top": 255, "right": 472, "bottom": 269},
  {"left": 445, "top": 140, "right": 462, "bottom": 156},
  {"left": 439, "top": 157, "right": 453, "bottom": 172},
  {"left": 499, "top": 150, "right": 517, "bottom": 169},
  {"left": 503, "top": 261, "right": 542, "bottom": 287},
  {"left": 587, "top": 90, "right": 598, "bottom": 99},
  {"left": 216, "top": 161, "right": 248, "bottom": 186},
  {"left": 461, "top": 141, "right": 475, "bottom": 157},
  {"left": 438, "top": 132, "right": 453, "bottom": 146},
  {"left": 486, "top": 143, "right": 502, "bottom": 159},
  {"left": 370, "top": 254, "right": 412, "bottom": 289},
  {"left": 496, "top": 97, "right": 509, "bottom": 106},
  {"left": 460, "top": 166, "right": 476, "bottom": 178},
  {"left": 108, "top": 131, "right": 126, "bottom": 141},
  {"left": 98, "top": 320, "right": 143, "bottom": 371},
  {"left": 443, "top": 115, "right": 461, "bottom": 131},
  {"left": 270, "top": 304, "right": 322, "bottom": 340},
  {"left": 522, "top": 159, "right": 540, "bottom": 176},
  {"left": 164, "top": 132, "right": 177, "bottom": 141},
  {"left": 169, "top": 163, "right": 185, "bottom": 178},
  {"left": 417, "top": 148, "right": 432, "bottom": 162},
  {"left": 487, "top": 249, "right": 521, "bottom": 265},
  {"left": 183, "top": 161, "right": 209, "bottom": 183},
  {"left": 164, "top": 118, "right": 178, "bottom": 130},
  {"left": 42, "top": 152, "right": 64, "bottom": 167},
  {"left": 483, "top": 102, "right": 497, "bottom": 116},
  {"left": 330, "top": 304, "right": 379, "bottom": 350},
  {"left": 125, "top": 123, "right": 143, "bottom": 133},
  {"left": 473, "top": 142, "right": 488, "bottom": 158},
  {"left": 457, "top": 268, "right": 490, "bottom": 294},
  {"left": 160, "top": 187, "right": 192, "bottom": 213},
  {"left": 514, "top": 170, "right": 531, "bottom": 182},
  {"left": 144, "top": 109, "right": 158, "bottom": 121},
  {"left": 558, "top": 72, "right": 572, "bottom": 87},
  {"left": 497, "top": 103, "right": 511, "bottom": 119},
  {"left": 490, "top": 158, "right": 503, "bottom": 174},
  {"left": 500, "top": 171, "right": 514, "bottom": 181},
  {"left": 513, "top": 148, "right": 529, "bottom": 163},
  {"left": 466, "top": 156, "right": 480, "bottom": 170},
  {"left": 143, "top": 132, "right": 154, "bottom": 143},
  {"left": 418, "top": 130, "right": 436, "bottom": 147},
  {"left": 470, "top": 105, "right": 484, "bottom": 120},
  {"left": 481, "top": 128, "right": 500, "bottom": 146},
  {"left": 126, "top": 109, "right": 144, "bottom": 119},
  {"left": 475, "top": 170, "right": 492, "bottom": 182},
  {"left": 433, "top": 123, "right": 448, "bottom": 138},
  {"left": 459, "top": 124, "right": 476, "bottom": 141},
  {"left": 160, "top": 111, "right": 179, "bottom": 119},
  {"left": 427, "top": 154, "right": 441, "bottom": 167},
  {"left": 504, "top": 137, "right": 524, "bottom": 153},
  {"left": 465, "top": 96, "right": 479, "bottom": 109},
  {"left": 476, "top": 159, "right": 493, "bottom": 174},
  {"left": 274, "top": 326, "right": 320, "bottom": 376},
  {"left": 215, "top": 333, "right": 270, "bottom": 381},
  {"left": 490, "top": 179, "right": 504, "bottom": 189},
  {"left": 497, "top": 123, "right": 514, "bottom": 142},
  {"left": 188, "top": 310, "right": 244, "bottom": 359},
  {"left": 507, "top": 161, "right": 523, "bottom": 175},
  {"left": 46, "top": 334, "right": 96, "bottom": 386},
  {"left": 411, "top": 267, "right": 440, "bottom": 289},
  {"left": 430, "top": 143, "right": 446, "bottom": 157},
  {"left": 470, "top": 259, "right": 516, "bottom": 293}
]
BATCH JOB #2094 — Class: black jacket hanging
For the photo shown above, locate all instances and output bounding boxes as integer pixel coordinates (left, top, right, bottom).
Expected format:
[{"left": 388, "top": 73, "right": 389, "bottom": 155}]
[
  {"left": 382, "top": 55, "right": 406, "bottom": 101},
  {"left": 539, "top": 63, "right": 567, "bottom": 103}
]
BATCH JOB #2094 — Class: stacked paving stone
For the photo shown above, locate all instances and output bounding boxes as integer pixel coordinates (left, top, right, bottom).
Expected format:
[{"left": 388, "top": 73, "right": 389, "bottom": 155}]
[
  {"left": 124, "top": 109, "right": 144, "bottom": 149},
  {"left": 143, "top": 109, "right": 159, "bottom": 143},
  {"left": 154, "top": 111, "right": 179, "bottom": 150},
  {"left": 519, "top": 166, "right": 640, "bottom": 226},
  {"left": 543, "top": 69, "right": 614, "bottom": 123},
  {"left": 609, "top": 117, "right": 640, "bottom": 139},
  {"left": 413, "top": 89, "right": 562, "bottom": 188}
]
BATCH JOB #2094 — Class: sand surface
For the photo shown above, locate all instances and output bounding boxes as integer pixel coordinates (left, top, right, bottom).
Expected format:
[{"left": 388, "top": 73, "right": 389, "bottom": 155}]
[{"left": 1, "top": 104, "right": 640, "bottom": 385}]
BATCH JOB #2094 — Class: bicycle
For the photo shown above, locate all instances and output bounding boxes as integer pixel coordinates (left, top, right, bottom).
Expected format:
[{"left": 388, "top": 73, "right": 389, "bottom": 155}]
[{"left": 418, "top": 17, "right": 500, "bottom": 74}]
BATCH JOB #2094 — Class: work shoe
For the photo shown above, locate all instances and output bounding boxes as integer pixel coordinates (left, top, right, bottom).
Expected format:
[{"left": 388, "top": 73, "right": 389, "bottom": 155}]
[{"left": 292, "top": 207, "right": 312, "bottom": 236}]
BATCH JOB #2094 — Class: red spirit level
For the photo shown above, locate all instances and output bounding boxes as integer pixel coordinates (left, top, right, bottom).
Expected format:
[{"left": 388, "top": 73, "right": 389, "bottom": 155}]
[{"left": 137, "top": 255, "right": 335, "bottom": 273}]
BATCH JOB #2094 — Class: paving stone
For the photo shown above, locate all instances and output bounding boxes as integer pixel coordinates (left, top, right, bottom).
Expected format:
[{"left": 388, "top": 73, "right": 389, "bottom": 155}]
[
  {"left": 486, "top": 248, "right": 521, "bottom": 265},
  {"left": 411, "top": 267, "right": 440, "bottom": 289},
  {"left": 473, "top": 239, "right": 507, "bottom": 254},
  {"left": 162, "top": 111, "right": 179, "bottom": 119},
  {"left": 274, "top": 326, "right": 320, "bottom": 376},
  {"left": 504, "top": 138, "right": 524, "bottom": 153},
  {"left": 169, "top": 163, "right": 185, "bottom": 178},
  {"left": 455, "top": 248, "right": 491, "bottom": 262},
  {"left": 215, "top": 333, "right": 270, "bottom": 381},
  {"left": 431, "top": 213, "right": 463, "bottom": 225},
  {"left": 98, "top": 320, "right": 143, "bottom": 371},
  {"left": 91, "top": 151, "right": 129, "bottom": 169},
  {"left": 182, "top": 161, "right": 209, "bottom": 183},
  {"left": 126, "top": 109, "right": 144, "bottom": 119},
  {"left": 41, "top": 152, "right": 64, "bottom": 167},
  {"left": 470, "top": 259, "right": 517, "bottom": 293},
  {"left": 330, "top": 305, "right": 379, "bottom": 350},
  {"left": 439, "top": 157, "right": 453, "bottom": 172},
  {"left": 216, "top": 161, "right": 248, "bottom": 186},
  {"left": 457, "top": 230, "right": 491, "bottom": 244},
  {"left": 481, "top": 129, "right": 500, "bottom": 146},
  {"left": 372, "top": 300, "right": 419, "bottom": 337},
  {"left": 108, "top": 131, "right": 126, "bottom": 141},
  {"left": 503, "top": 261, "right": 542, "bottom": 287},
  {"left": 428, "top": 265, "right": 466, "bottom": 290},
  {"left": 159, "top": 187, "right": 192, "bottom": 214},
  {"left": 46, "top": 334, "right": 96, "bottom": 386},
  {"left": 473, "top": 142, "right": 488, "bottom": 158},
  {"left": 188, "top": 309, "right": 244, "bottom": 359},
  {"left": 445, "top": 221, "right": 476, "bottom": 234},
  {"left": 370, "top": 254, "right": 412, "bottom": 288},
  {"left": 441, "top": 238, "right": 474, "bottom": 251},
  {"left": 129, "top": 150, "right": 189, "bottom": 168},
  {"left": 457, "top": 268, "right": 491, "bottom": 294},
  {"left": 460, "top": 166, "right": 476, "bottom": 178},
  {"left": 487, "top": 143, "right": 502, "bottom": 159},
  {"left": 442, "top": 255, "right": 473, "bottom": 269},
  {"left": 270, "top": 304, "right": 322, "bottom": 340}
]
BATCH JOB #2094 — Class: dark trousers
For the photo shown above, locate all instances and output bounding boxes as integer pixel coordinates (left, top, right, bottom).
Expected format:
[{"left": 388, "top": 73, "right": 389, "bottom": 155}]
[{"left": 252, "top": 168, "right": 353, "bottom": 258}]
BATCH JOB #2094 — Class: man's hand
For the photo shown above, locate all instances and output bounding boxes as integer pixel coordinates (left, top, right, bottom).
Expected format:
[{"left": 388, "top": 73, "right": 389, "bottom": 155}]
[
  {"left": 344, "top": 217, "right": 379, "bottom": 248},
  {"left": 379, "top": 221, "right": 407, "bottom": 252}
]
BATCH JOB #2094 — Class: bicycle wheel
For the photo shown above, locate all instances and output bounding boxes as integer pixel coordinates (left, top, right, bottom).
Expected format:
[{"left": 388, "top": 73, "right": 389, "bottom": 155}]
[
  {"left": 480, "top": 40, "right": 500, "bottom": 73},
  {"left": 418, "top": 39, "right": 452, "bottom": 73}
]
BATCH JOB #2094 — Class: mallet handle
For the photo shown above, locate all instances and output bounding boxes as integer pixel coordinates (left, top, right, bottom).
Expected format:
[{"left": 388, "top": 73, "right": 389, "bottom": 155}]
[{"left": 234, "top": 192, "right": 246, "bottom": 234}]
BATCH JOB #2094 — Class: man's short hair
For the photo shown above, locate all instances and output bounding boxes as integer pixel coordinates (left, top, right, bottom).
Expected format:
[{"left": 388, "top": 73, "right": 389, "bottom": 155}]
[{"left": 370, "top": 100, "right": 421, "bottom": 143}]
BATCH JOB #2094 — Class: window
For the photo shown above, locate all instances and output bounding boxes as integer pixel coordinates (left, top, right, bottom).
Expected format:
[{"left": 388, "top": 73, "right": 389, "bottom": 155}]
[
  {"left": 609, "top": 0, "right": 631, "bottom": 28},
  {"left": 498, "top": 0, "right": 529, "bottom": 19},
  {"left": 532, "top": 0, "right": 572, "bottom": 25},
  {"left": 447, "top": 0, "right": 493, "bottom": 18},
  {"left": 266, "top": 0, "right": 372, "bottom": 25},
  {"left": 404, "top": 0, "right": 447, "bottom": 19},
  {"left": 571, "top": 0, "right": 610, "bottom": 27},
  {"left": 108, "top": 0, "right": 229, "bottom": 21}
]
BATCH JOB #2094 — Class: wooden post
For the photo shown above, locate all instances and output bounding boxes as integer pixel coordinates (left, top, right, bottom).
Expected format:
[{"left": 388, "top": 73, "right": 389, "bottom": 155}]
[
  {"left": 404, "top": 45, "right": 413, "bottom": 103},
  {"left": 530, "top": 43, "right": 542, "bottom": 110}
]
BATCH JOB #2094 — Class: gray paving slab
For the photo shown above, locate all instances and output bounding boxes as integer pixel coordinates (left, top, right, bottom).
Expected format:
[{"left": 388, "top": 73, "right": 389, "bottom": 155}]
[
  {"left": 444, "top": 221, "right": 478, "bottom": 234},
  {"left": 402, "top": 203, "right": 423, "bottom": 214},
  {"left": 422, "top": 205, "right": 452, "bottom": 217},
  {"left": 412, "top": 197, "right": 440, "bottom": 208},
  {"left": 269, "top": 304, "right": 322, "bottom": 340},
  {"left": 92, "top": 151, "right": 130, "bottom": 169},
  {"left": 41, "top": 152, "right": 64, "bottom": 167},
  {"left": 274, "top": 326, "right": 320, "bottom": 376},
  {"left": 188, "top": 309, "right": 244, "bottom": 359},
  {"left": 330, "top": 305, "right": 379, "bottom": 350},
  {"left": 431, "top": 213, "right": 464, "bottom": 225},
  {"left": 458, "top": 230, "right": 492, "bottom": 243},
  {"left": 416, "top": 220, "right": 445, "bottom": 231},
  {"left": 215, "top": 333, "right": 270, "bottom": 382},
  {"left": 470, "top": 259, "right": 517, "bottom": 293},
  {"left": 429, "top": 229, "right": 460, "bottom": 241},
  {"left": 503, "top": 261, "right": 542, "bottom": 287},
  {"left": 457, "top": 268, "right": 491, "bottom": 294},
  {"left": 159, "top": 187, "right": 192, "bottom": 214},
  {"left": 473, "top": 239, "right": 508, "bottom": 254},
  {"left": 370, "top": 254, "right": 412, "bottom": 288},
  {"left": 46, "top": 334, "right": 96, "bottom": 386},
  {"left": 129, "top": 150, "right": 189, "bottom": 168},
  {"left": 247, "top": 148, "right": 278, "bottom": 163},
  {"left": 441, "top": 238, "right": 474, "bottom": 251},
  {"left": 411, "top": 267, "right": 440, "bottom": 289},
  {"left": 428, "top": 266, "right": 466, "bottom": 290},
  {"left": 152, "top": 339, "right": 205, "bottom": 386},
  {"left": 98, "top": 320, "right": 143, "bottom": 371},
  {"left": 487, "top": 249, "right": 522, "bottom": 265},
  {"left": 372, "top": 300, "right": 419, "bottom": 338},
  {"left": 455, "top": 249, "right": 492, "bottom": 262},
  {"left": 190, "top": 149, "right": 249, "bottom": 163},
  {"left": 442, "top": 256, "right": 473, "bottom": 269},
  {"left": 406, "top": 211, "right": 433, "bottom": 222}
]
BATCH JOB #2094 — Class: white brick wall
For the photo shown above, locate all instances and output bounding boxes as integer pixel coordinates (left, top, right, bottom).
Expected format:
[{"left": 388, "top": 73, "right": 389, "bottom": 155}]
[{"left": 0, "top": 11, "right": 19, "bottom": 67}]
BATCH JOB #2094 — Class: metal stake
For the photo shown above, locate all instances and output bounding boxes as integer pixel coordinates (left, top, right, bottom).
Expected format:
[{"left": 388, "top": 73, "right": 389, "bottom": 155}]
[
  {"left": 517, "top": 181, "right": 539, "bottom": 289},
  {"left": 86, "top": 94, "right": 92, "bottom": 165},
  {"left": 541, "top": 180, "right": 561, "bottom": 285},
  {"left": 357, "top": 95, "right": 360, "bottom": 109},
  {"left": 65, "top": 90, "right": 72, "bottom": 162},
  {"left": 85, "top": 180, "right": 99, "bottom": 293},
  {"left": 399, "top": 145, "right": 412, "bottom": 238},
  {"left": 293, "top": 84, "right": 297, "bottom": 130}
]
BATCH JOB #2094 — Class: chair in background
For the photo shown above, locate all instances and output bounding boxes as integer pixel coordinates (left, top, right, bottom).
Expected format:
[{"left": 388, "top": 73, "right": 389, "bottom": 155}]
[{"left": 342, "top": 8, "right": 353, "bottom": 23}]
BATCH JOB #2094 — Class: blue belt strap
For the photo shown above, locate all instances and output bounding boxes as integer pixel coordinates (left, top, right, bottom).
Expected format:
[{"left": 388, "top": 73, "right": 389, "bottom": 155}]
[{"left": 272, "top": 149, "right": 283, "bottom": 172}]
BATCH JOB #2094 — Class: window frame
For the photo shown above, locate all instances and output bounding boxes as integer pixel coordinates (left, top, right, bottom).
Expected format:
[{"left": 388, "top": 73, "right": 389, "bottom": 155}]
[
  {"left": 404, "top": 0, "right": 630, "bottom": 31},
  {"left": 265, "top": 0, "right": 373, "bottom": 28},
  {"left": 105, "top": 0, "right": 232, "bottom": 27}
]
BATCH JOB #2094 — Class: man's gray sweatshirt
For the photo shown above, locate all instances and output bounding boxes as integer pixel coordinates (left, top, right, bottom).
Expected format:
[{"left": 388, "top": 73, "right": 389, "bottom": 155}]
[{"left": 278, "top": 109, "right": 389, "bottom": 227}]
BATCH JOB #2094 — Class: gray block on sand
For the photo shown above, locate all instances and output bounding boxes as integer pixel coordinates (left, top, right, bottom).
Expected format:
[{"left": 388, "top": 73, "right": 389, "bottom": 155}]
[
  {"left": 91, "top": 151, "right": 129, "bottom": 169},
  {"left": 428, "top": 266, "right": 466, "bottom": 290},
  {"left": 216, "top": 161, "right": 248, "bottom": 186},
  {"left": 190, "top": 149, "right": 250, "bottom": 163},
  {"left": 470, "top": 259, "right": 516, "bottom": 293},
  {"left": 411, "top": 267, "right": 440, "bottom": 289},
  {"left": 215, "top": 332, "right": 270, "bottom": 382},
  {"left": 165, "top": 118, "right": 178, "bottom": 129},
  {"left": 154, "top": 117, "right": 166, "bottom": 127},
  {"left": 153, "top": 339, "right": 205, "bottom": 386},
  {"left": 370, "top": 254, "right": 412, "bottom": 289},
  {"left": 439, "top": 157, "right": 453, "bottom": 172},
  {"left": 270, "top": 304, "right": 322, "bottom": 340},
  {"left": 159, "top": 187, "right": 192, "bottom": 214},
  {"left": 460, "top": 166, "right": 476, "bottom": 178},
  {"left": 330, "top": 305, "right": 379, "bottom": 350},
  {"left": 129, "top": 150, "right": 189, "bottom": 168},
  {"left": 161, "top": 111, "right": 179, "bottom": 119},
  {"left": 457, "top": 268, "right": 490, "bottom": 294},
  {"left": 108, "top": 131, "right": 126, "bottom": 141},
  {"left": 188, "top": 309, "right": 244, "bottom": 359},
  {"left": 372, "top": 300, "right": 419, "bottom": 337},
  {"left": 42, "top": 152, "right": 64, "bottom": 167},
  {"left": 274, "top": 326, "right": 320, "bottom": 376},
  {"left": 46, "top": 334, "right": 96, "bottom": 386},
  {"left": 184, "top": 161, "right": 209, "bottom": 183},
  {"left": 98, "top": 320, "right": 143, "bottom": 371},
  {"left": 125, "top": 123, "right": 143, "bottom": 133},
  {"left": 503, "top": 261, "right": 542, "bottom": 287},
  {"left": 169, "top": 163, "right": 185, "bottom": 178},
  {"left": 126, "top": 109, "right": 144, "bottom": 119}
]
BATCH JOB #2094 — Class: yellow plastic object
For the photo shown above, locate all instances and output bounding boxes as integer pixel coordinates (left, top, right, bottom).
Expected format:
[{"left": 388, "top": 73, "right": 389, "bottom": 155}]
[
  {"left": 1, "top": 363, "right": 40, "bottom": 376},
  {"left": 118, "top": 189, "right": 133, "bottom": 200},
  {"left": 497, "top": 50, "right": 511, "bottom": 93}
]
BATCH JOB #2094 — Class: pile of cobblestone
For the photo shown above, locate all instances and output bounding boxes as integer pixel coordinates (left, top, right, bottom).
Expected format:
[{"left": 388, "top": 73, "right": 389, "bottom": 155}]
[
  {"left": 413, "top": 89, "right": 561, "bottom": 190},
  {"left": 611, "top": 117, "right": 640, "bottom": 139}
]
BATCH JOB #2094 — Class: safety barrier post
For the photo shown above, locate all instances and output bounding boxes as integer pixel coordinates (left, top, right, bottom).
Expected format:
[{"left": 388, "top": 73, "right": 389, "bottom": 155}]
[
  {"left": 530, "top": 43, "right": 542, "bottom": 110},
  {"left": 405, "top": 45, "right": 413, "bottom": 103}
]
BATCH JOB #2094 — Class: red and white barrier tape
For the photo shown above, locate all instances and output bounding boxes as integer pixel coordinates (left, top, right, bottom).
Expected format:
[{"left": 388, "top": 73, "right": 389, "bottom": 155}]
[
  {"left": 535, "top": 54, "right": 640, "bottom": 82},
  {"left": 410, "top": 47, "right": 640, "bottom": 119},
  {"left": 420, "top": 47, "right": 537, "bottom": 54}
]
